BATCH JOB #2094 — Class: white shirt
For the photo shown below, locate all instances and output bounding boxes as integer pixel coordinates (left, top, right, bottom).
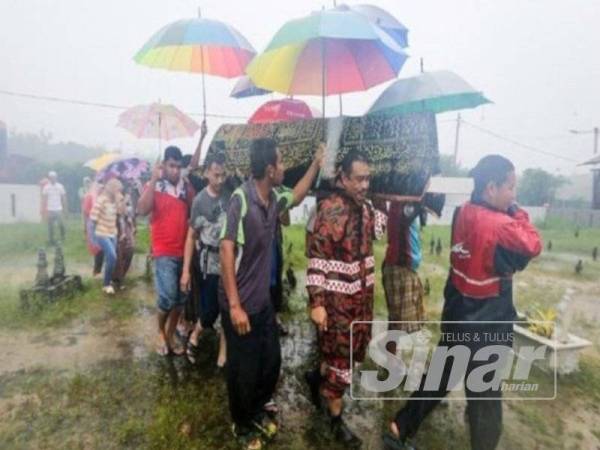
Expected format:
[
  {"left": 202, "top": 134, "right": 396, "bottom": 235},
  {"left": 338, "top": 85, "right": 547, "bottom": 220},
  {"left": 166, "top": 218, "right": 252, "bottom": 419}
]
[{"left": 43, "top": 182, "right": 66, "bottom": 212}]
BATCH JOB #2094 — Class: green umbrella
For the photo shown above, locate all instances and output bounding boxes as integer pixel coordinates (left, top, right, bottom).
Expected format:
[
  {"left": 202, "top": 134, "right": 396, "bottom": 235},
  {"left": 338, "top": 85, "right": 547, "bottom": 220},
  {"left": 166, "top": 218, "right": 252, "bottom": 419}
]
[{"left": 368, "top": 70, "right": 491, "bottom": 116}]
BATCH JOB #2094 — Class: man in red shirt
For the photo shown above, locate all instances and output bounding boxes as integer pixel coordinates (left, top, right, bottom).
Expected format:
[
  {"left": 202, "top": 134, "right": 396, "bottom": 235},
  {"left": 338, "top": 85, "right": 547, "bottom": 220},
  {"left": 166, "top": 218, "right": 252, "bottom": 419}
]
[{"left": 138, "top": 147, "right": 195, "bottom": 356}]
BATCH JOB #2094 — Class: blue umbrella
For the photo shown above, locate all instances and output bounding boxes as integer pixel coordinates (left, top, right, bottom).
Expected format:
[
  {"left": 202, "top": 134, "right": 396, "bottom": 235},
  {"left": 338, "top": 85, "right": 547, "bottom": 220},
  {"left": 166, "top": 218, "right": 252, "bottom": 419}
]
[
  {"left": 341, "top": 4, "right": 409, "bottom": 48},
  {"left": 230, "top": 75, "right": 271, "bottom": 99}
]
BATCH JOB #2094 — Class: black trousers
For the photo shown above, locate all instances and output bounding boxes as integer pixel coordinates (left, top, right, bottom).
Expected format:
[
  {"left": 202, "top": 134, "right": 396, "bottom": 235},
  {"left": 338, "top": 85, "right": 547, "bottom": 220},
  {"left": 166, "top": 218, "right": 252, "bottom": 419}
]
[
  {"left": 270, "top": 240, "right": 284, "bottom": 313},
  {"left": 396, "top": 323, "right": 510, "bottom": 450},
  {"left": 198, "top": 274, "right": 220, "bottom": 329},
  {"left": 222, "top": 305, "right": 281, "bottom": 429}
]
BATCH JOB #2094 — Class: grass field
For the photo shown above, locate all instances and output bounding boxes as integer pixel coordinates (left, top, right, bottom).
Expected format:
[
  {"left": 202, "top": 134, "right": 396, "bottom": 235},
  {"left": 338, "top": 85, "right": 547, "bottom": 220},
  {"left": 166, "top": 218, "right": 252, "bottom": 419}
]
[{"left": 0, "top": 217, "right": 599, "bottom": 449}]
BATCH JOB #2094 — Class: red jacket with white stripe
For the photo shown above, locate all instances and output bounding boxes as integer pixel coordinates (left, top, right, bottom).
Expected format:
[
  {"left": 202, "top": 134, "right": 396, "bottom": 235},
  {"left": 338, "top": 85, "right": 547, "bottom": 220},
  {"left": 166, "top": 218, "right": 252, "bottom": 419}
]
[{"left": 449, "top": 202, "right": 542, "bottom": 301}]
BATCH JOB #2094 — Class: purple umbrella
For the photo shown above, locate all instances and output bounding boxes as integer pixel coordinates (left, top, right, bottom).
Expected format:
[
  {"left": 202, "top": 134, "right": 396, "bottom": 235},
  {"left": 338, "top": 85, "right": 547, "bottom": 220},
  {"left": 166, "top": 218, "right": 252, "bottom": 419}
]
[{"left": 96, "top": 157, "right": 149, "bottom": 183}]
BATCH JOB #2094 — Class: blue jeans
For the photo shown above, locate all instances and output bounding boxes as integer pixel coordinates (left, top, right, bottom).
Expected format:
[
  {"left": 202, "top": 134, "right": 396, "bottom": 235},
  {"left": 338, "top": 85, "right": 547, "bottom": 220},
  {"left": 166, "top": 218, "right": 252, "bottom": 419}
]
[
  {"left": 154, "top": 256, "right": 186, "bottom": 312},
  {"left": 95, "top": 235, "right": 116, "bottom": 287},
  {"left": 47, "top": 211, "right": 65, "bottom": 244}
]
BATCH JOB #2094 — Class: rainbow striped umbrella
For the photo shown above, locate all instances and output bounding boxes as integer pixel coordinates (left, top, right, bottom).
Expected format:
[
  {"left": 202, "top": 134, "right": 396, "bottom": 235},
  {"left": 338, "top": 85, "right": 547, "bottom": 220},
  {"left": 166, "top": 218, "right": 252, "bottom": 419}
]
[
  {"left": 117, "top": 103, "right": 199, "bottom": 156},
  {"left": 134, "top": 15, "right": 256, "bottom": 119},
  {"left": 246, "top": 5, "right": 408, "bottom": 116}
]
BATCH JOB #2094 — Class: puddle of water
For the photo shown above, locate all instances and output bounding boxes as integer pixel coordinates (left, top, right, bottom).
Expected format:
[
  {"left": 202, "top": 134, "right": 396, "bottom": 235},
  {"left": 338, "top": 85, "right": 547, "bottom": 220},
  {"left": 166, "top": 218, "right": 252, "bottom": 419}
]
[{"left": 0, "top": 281, "right": 156, "bottom": 375}]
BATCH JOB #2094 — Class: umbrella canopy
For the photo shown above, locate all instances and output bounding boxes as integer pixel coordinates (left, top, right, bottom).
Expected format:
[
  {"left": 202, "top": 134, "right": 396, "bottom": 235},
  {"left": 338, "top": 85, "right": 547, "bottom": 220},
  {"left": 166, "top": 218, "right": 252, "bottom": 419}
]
[
  {"left": 84, "top": 153, "right": 121, "bottom": 171},
  {"left": 134, "top": 16, "right": 256, "bottom": 119},
  {"left": 134, "top": 18, "right": 255, "bottom": 77},
  {"left": 96, "top": 157, "right": 149, "bottom": 182},
  {"left": 248, "top": 99, "right": 315, "bottom": 124},
  {"left": 343, "top": 4, "right": 409, "bottom": 48},
  {"left": 230, "top": 75, "right": 272, "bottom": 99},
  {"left": 246, "top": 6, "right": 408, "bottom": 98},
  {"left": 368, "top": 70, "right": 491, "bottom": 116},
  {"left": 117, "top": 103, "right": 199, "bottom": 141}
]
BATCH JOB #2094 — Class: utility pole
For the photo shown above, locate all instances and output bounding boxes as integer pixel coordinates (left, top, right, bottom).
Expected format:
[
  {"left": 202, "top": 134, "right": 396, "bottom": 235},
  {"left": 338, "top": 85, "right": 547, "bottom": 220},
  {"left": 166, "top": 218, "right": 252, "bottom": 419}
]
[
  {"left": 570, "top": 126, "right": 599, "bottom": 154},
  {"left": 453, "top": 113, "right": 462, "bottom": 165},
  {"left": 571, "top": 126, "right": 600, "bottom": 209}
]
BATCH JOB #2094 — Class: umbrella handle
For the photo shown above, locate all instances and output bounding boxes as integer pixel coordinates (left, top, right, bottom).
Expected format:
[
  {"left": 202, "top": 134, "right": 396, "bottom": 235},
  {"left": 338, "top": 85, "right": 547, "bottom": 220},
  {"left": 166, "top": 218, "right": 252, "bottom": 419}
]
[
  {"left": 157, "top": 111, "right": 162, "bottom": 162},
  {"left": 201, "top": 43, "right": 207, "bottom": 123},
  {"left": 202, "top": 71, "right": 207, "bottom": 122}
]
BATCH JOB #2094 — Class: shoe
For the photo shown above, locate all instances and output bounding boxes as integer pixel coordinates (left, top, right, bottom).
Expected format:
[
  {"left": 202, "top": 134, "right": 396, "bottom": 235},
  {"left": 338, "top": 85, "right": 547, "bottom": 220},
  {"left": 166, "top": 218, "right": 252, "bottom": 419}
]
[
  {"left": 330, "top": 415, "right": 362, "bottom": 448},
  {"left": 304, "top": 369, "right": 322, "bottom": 410},
  {"left": 102, "top": 285, "right": 115, "bottom": 295}
]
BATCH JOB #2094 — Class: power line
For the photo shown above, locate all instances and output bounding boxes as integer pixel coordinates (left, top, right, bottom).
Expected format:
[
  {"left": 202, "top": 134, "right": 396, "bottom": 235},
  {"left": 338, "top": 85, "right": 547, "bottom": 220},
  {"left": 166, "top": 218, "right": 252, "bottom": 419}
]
[
  {"left": 460, "top": 119, "right": 579, "bottom": 163},
  {"left": 1, "top": 88, "right": 586, "bottom": 162},
  {"left": 0, "top": 88, "right": 248, "bottom": 120}
]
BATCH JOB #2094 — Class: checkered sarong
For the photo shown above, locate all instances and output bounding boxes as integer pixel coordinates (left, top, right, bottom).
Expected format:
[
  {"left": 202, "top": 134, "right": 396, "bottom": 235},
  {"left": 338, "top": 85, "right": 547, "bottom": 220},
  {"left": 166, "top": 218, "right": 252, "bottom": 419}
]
[{"left": 382, "top": 264, "right": 425, "bottom": 333}]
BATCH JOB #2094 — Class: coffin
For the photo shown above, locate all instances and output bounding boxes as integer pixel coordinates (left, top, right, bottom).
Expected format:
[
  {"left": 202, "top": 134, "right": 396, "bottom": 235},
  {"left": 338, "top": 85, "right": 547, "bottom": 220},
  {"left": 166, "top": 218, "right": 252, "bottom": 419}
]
[{"left": 202, "top": 111, "right": 440, "bottom": 199}]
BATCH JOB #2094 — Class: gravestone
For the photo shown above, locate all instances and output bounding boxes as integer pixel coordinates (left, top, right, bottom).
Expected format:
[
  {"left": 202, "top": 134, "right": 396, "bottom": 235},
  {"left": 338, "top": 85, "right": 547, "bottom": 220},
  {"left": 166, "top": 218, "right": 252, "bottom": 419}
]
[{"left": 20, "top": 245, "right": 83, "bottom": 310}]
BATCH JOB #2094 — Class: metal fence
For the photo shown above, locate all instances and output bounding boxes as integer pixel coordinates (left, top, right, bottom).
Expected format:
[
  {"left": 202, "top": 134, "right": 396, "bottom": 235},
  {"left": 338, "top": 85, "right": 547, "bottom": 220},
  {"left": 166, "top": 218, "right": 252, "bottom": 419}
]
[{"left": 546, "top": 207, "right": 600, "bottom": 228}]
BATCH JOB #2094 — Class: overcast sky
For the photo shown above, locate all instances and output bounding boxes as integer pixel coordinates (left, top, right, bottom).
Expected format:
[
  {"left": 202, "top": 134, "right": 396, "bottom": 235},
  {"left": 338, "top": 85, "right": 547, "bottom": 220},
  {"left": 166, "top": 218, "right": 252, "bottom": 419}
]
[{"left": 1, "top": 0, "right": 599, "bottom": 174}]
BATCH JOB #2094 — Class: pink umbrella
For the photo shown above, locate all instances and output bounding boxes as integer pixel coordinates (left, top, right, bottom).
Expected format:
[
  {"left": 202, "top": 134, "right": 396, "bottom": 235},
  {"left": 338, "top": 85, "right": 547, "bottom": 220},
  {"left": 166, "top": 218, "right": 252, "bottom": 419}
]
[{"left": 117, "top": 102, "right": 199, "bottom": 157}]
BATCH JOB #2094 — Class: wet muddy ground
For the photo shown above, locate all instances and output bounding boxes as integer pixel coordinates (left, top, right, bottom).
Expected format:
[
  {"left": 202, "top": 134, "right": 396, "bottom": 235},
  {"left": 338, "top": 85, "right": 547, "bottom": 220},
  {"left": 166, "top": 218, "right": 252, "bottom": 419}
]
[{"left": 1, "top": 223, "right": 599, "bottom": 449}]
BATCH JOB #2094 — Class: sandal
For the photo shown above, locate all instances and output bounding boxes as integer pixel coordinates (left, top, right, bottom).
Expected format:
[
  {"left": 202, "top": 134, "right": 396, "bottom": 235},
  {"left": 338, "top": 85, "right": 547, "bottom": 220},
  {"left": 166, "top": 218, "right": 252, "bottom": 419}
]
[
  {"left": 170, "top": 339, "right": 186, "bottom": 356},
  {"left": 186, "top": 340, "right": 199, "bottom": 364},
  {"left": 175, "top": 328, "right": 191, "bottom": 344},
  {"left": 244, "top": 436, "right": 264, "bottom": 450},
  {"left": 252, "top": 414, "right": 278, "bottom": 441}
]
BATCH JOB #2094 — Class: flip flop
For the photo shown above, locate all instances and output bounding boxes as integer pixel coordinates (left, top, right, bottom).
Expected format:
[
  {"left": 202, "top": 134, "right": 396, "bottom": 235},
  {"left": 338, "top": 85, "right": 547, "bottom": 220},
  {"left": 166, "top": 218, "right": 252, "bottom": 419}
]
[
  {"left": 175, "top": 328, "right": 191, "bottom": 344},
  {"left": 170, "top": 340, "right": 186, "bottom": 356},
  {"left": 186, "top": 340, "right": 199, "bottom": 364},
  {"left": 245, "top": 436, "right": 264, "bottom": 450},
  {"left": 251, "top": 414, "right": 278, "bottom": 441}
]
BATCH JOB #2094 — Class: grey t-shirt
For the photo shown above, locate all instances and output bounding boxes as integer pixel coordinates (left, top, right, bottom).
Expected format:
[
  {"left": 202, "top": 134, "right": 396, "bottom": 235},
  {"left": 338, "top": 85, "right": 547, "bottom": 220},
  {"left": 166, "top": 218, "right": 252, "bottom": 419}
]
[
  {"left": 189, "top": 187, "right": 229, "bottom": 275},
  {"left": 219, "top": 180, "right": 293, "bottom": 315}
]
